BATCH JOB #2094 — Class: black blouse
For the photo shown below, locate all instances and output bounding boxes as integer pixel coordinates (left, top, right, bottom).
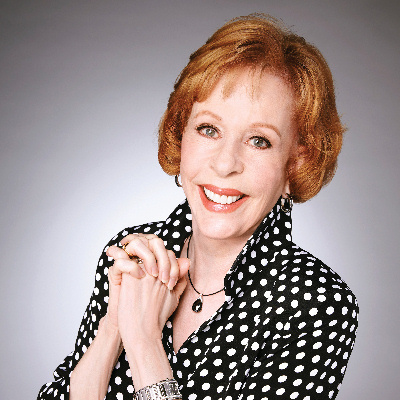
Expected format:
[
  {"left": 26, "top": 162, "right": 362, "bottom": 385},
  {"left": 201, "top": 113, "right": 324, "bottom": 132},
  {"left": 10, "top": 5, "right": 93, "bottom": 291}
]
[{"left": 38, "top": 199, "right": 358, "bottom": 400}]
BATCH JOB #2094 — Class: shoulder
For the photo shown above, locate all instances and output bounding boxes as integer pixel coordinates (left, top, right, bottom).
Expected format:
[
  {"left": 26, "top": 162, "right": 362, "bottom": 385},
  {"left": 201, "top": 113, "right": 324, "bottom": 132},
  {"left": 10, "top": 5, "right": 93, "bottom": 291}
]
[
  {"left": 261, "top": 242, "right": 359, "bottom": 326},
  {"left": 86, "top": 220, "right": 167, "bottom": 306},
  {"left": 91, "top": 220, "right": 165, "bottom": 281},
  {"left": 102, "top": 220, "right": 166, "bottom": 249},
  {"left": 285, "top": 243, "right": 357, "bottom": 303}
]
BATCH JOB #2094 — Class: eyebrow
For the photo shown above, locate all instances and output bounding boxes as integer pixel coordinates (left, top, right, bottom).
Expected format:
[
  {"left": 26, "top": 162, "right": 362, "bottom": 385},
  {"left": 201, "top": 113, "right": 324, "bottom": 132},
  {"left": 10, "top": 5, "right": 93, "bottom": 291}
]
[
  {"left": 193, "top": 110, "right": 281, "bottom": 138},
  {"left": 193, "top": 110, "right": 222, "bottom": 121},
  {"left": 251, "top": 122, "right": 281, "bottom": 137}
]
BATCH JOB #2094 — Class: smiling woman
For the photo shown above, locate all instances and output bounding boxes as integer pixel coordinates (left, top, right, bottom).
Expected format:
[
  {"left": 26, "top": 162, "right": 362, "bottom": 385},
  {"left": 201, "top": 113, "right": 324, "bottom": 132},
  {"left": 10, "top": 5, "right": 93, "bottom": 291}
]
[
  {"left": 38, "top": 14, "right": 358, "bottom": 400},
  {"left": 180, "top": 70, "right": 296, "bottom": 243}
]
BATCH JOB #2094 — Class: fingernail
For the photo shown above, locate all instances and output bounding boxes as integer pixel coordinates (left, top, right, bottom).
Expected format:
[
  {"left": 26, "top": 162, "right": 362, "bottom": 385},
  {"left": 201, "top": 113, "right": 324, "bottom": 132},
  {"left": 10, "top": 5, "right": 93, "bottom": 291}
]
[
  {"left": 167, "top": 278, "right": 177, "bottom": 290},
  {"left": 161, "top": 271, "right": 169, "bottom": 284},
  {"left": 152, "top": 266, "right": 159, "bottom": 278},
  {"left": 138, "top": 269, "right": 146, "bottom": 278}
]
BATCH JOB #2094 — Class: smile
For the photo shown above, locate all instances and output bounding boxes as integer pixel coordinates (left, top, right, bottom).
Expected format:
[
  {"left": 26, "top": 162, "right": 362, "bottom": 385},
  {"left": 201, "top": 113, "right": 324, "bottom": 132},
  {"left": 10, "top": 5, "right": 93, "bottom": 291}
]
[
  {"left": 198, "top": 185, "right": 248, "bottom": 213},
  {"left": 203, "top": 187, "right": 244, "bottom": 204}
]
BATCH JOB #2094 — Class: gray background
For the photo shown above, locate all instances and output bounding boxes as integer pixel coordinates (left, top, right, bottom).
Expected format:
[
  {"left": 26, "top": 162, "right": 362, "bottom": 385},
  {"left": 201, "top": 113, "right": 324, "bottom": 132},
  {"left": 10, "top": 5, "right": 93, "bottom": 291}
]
[{"left": 1, "top": 0, "right": 399, "bottom": 399}]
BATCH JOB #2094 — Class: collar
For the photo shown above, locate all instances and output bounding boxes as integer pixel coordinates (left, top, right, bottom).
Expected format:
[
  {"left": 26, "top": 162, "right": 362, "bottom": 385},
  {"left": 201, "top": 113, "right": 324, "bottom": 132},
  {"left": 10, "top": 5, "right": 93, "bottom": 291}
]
[{"left": 157, "top": 198, "right": 292, "bottom": 300}]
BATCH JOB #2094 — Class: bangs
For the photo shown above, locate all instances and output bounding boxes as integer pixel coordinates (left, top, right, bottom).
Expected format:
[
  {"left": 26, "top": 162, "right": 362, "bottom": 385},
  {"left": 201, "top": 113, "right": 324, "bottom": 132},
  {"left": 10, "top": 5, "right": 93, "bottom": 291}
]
[{"left": 194, "top": 64, "right": 288, "bottom": 104}]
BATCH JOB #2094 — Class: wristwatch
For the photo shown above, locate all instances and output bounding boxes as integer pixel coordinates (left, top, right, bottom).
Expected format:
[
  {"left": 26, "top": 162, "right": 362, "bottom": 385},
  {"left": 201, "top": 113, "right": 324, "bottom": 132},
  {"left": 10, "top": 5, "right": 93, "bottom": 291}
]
[{"left": 135, "top": 379, "right": 181, "bottom": 400}]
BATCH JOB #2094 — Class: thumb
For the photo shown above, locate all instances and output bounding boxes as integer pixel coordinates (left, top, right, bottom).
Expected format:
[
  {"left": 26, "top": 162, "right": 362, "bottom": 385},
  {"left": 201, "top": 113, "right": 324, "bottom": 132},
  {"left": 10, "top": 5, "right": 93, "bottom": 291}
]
[
  {"left": 174, "top": 275, "right": 188, "bottom": 299},
  {"left": 174, "top": 258, "right": 190, "bottom": 299},
  {"left": 177, "top": 257, "right": 190, "bottom": 279}
]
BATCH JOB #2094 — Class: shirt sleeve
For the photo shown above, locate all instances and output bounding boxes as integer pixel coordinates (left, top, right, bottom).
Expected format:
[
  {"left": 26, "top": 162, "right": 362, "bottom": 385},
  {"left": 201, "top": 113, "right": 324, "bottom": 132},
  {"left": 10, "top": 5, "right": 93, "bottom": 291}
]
[
  {"left": 237, "top": 283, "right": 359, "bottom": 400},
  {"left": 37, "top": 231, "right": 122, "bottom": 399}
]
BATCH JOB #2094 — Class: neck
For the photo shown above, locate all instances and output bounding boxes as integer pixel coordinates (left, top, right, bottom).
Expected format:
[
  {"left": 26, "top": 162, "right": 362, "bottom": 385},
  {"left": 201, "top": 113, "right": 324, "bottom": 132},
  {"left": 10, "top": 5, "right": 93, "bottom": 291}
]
[{"left": 183, "top": 225, "right": 251, "bottom": 292}]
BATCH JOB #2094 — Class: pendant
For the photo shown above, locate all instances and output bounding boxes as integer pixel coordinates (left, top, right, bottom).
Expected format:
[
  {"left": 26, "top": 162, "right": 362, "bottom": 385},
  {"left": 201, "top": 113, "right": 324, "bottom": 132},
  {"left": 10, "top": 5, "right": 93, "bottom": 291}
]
[{"left": 192, "top": 294, "right": 203, "bottom": 313}]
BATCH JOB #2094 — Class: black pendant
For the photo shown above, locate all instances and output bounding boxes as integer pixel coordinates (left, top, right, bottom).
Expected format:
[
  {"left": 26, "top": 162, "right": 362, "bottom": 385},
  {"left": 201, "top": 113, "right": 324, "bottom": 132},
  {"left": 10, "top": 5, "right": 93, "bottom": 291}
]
[{"left": 192, "top": 295, "right": 203, "bottom": 312}]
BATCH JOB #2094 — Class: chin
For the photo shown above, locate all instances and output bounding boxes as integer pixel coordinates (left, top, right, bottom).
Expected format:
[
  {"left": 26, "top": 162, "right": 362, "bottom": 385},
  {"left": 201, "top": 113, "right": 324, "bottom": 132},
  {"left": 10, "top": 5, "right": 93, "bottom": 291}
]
[{"left": 196, "top": 215, "right": 253, "bottom": 241}]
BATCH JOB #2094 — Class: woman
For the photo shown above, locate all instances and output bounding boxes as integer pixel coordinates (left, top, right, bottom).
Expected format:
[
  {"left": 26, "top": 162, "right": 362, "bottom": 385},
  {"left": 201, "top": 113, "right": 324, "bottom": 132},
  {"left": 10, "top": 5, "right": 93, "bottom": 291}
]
[{"left": 38, "top": 14, "right": 358, "bottom": 400}]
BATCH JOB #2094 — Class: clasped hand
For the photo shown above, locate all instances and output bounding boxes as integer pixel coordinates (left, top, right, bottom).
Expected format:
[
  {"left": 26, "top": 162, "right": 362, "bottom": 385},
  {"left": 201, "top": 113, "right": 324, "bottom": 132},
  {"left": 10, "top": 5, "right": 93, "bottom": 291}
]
[{"left": 105, "top": 233, "right": 190, "bottom": 343}]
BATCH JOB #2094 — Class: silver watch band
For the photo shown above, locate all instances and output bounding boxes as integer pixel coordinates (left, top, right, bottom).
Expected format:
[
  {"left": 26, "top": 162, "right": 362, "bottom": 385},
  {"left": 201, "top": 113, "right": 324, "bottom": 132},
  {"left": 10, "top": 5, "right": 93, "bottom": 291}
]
[{"left": 135, "top": 379, "right": 181, "bottom": 400}]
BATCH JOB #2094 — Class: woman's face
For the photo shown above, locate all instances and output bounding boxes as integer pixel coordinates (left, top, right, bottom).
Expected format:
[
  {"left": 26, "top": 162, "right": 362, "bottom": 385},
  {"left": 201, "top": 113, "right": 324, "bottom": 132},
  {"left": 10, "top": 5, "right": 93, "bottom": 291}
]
[{"left": 180, "top": 69, "right": 297, "bottom": 243}]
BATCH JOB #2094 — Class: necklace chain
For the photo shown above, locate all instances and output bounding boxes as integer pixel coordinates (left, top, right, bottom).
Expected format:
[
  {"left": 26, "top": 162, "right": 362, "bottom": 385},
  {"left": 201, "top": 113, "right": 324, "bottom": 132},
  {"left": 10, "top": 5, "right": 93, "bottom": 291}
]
[{"left": 186, "top": 234, "right": 225, "bottom": 297}]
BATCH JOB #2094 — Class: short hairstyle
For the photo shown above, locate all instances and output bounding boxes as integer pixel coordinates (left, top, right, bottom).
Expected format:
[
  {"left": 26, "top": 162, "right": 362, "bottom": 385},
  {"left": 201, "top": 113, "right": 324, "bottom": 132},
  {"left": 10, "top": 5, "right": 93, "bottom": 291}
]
[{"left": 158, "top": 14, "right": 345, "bottom": 203}]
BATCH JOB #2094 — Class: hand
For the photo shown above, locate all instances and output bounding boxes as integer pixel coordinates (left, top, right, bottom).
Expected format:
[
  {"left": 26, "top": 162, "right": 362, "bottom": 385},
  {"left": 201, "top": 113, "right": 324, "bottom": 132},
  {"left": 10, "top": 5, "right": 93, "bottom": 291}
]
[
  {"left": 106, "top": 233, "right": 189, "bottom": 331},
  {"left": 105, "top": 242, "right": 146, "bottom": 330},
  {"left": 118, "top": 261, "right": 189, "bottom": 344},
  {"left": 120, "top": 233, "right": 182, "bottom": 289},
  {"left": 108, "top": 234, "right": 189, "bottom": 391}
]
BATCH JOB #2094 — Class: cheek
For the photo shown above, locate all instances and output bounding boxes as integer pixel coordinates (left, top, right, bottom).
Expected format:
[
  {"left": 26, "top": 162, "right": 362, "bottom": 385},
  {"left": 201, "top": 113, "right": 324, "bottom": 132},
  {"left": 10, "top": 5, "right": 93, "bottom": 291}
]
[
  {"left": 180, "top": 133, "right": 208, "bottom": 173},
  {"left": 180, "top": 134, "right": 191, "bottom": 170},
  {"left": 180, "top": 133, "right": 199, "bottom": 179},
  {"left": 249, "top": 159, "right": 288, "bottom": 194}
]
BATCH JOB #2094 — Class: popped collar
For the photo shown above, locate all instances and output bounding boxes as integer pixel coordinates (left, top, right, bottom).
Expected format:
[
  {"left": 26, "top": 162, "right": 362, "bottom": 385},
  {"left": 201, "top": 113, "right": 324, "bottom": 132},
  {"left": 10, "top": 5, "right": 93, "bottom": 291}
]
[{"left": 150, "top": 198, "right": 292, "bottom": 301}]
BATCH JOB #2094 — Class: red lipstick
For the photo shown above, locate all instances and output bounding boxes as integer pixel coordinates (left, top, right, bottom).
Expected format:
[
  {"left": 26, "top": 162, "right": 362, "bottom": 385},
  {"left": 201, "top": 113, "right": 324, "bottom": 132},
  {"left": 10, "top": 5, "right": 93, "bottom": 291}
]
[
  {"left": 202, "top": 184, "right": 244, "bottom": 196},
  {"left": 198, "top": 185, "right": 248, "bottom": 213}
]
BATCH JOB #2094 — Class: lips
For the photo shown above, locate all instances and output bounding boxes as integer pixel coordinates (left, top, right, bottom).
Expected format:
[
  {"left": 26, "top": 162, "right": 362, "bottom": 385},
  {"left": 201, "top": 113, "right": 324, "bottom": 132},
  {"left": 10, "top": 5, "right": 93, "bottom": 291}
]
[
  {"left": 199, "top": 184, "right": 247, "bottom": 213},
  {"left": 203, "top": 186, "right": 244, "bottom": 204}
]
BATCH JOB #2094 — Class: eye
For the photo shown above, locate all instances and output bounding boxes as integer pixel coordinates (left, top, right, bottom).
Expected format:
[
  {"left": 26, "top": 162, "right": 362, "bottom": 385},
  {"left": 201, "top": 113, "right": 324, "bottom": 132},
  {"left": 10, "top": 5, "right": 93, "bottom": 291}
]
[
  {"left": 248, "top": 136, "right": 272, "bottom": 149},
  {"left": 196, "top": 124, "right": 219, "bottom": 138}
]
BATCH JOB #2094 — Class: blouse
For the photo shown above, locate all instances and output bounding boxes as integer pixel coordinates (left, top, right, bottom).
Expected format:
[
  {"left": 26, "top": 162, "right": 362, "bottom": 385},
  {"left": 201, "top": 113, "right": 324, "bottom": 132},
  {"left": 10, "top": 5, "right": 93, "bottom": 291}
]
[{"left": 38, "top": 199, "right": 359, "bottom": 400}]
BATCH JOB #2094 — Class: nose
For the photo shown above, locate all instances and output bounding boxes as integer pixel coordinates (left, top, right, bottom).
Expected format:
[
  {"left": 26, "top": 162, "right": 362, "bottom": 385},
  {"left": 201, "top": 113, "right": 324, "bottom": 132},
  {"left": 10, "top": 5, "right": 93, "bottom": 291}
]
[{"left": 210, "top": 139, "right": 244, "bottom": 177}]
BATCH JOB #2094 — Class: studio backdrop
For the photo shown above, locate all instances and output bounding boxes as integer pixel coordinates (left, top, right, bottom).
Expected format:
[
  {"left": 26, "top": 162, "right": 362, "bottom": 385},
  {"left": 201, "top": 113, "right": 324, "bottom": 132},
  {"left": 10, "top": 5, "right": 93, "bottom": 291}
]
[{"left": 0, "top": 1, "right": 399, "bottom": 399}]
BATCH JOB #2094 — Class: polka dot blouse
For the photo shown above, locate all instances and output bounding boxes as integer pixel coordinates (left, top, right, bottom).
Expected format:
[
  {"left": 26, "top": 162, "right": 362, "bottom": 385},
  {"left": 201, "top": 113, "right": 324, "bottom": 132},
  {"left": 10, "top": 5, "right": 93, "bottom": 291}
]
[{"left": 38, "top": 199, "right": 359, "bottom": 400}]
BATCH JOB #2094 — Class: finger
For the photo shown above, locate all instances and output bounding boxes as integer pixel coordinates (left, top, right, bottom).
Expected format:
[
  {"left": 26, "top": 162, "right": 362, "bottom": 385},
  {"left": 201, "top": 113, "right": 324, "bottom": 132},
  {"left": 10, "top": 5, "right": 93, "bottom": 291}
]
[
  {"left": 109, "top": 258, "right": 146, "bottom": 286},
  {"left": 107, "top": 245, "right": 130, "bottom": 260},
  {"left": 123, "top": 238, "right": 159, "bottom": 277},
  {"left": 166, "top": 250, "right": 180, "bottom": 290},
  {"left": 120, "top": 233, "right": 157, "bottom": 246},
  {"left": 120, "top": 234, "right": 139, "bottom": 246},
  {"left": 173, "top": 276, "right": 188, "bottom": 299},
  {"left": 146, "top": 237, "right": 172, "bottom": 282},
  {"left": 177, "top": 257, "right": 191, "bottom": 279}
]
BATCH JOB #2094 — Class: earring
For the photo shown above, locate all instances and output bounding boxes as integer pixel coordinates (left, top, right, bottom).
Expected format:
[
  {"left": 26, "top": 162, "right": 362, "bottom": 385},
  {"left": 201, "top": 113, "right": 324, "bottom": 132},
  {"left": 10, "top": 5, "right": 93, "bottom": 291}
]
[
  {"left": 280, "top": 194, "right": 293, "bottom": 213},
  {"left": 175, "top": 175, "right": 182, "bottom": 187}
]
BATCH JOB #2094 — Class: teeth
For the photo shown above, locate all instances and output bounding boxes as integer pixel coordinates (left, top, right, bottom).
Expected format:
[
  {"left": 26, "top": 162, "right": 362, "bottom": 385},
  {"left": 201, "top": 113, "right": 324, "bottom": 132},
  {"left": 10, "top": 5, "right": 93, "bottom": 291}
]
[{"left": 203, "top": 187, "right": 243, "bottom": 204}]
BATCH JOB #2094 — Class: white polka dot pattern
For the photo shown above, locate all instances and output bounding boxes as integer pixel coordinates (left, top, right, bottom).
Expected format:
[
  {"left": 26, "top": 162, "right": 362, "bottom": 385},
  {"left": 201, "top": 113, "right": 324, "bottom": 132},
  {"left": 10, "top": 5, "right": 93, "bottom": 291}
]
[{"left": 37, "top": 199, "right": 358, "bottom": 400}]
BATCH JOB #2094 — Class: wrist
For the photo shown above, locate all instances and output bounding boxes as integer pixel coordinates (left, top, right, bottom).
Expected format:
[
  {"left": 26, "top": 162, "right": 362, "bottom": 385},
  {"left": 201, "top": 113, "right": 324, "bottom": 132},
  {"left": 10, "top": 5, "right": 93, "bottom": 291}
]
[
  {"left": 119, "top": 320, "right": 164, "bottom": 354},
  {"left": 135, "top": 379, "right": 181, "bottom": 400},
  {"left": 123, "top": 337, "right": 173, "bottom": 390},
  {"left": 124, "top": 336, "right": 165, "bottom": 364},
  {"left": 70, "top": 316, "right": 123, "bottom": 399},
  {"left": 98, "top": 315, "right": 122, "bottom": 344}
]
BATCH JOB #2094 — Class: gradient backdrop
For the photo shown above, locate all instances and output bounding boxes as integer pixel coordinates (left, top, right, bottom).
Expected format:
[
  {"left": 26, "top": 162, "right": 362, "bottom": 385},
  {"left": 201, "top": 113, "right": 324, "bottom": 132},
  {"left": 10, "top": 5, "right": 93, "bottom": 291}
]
[{"left": 1, "top": 1, "right": 399, "bottom": 399}]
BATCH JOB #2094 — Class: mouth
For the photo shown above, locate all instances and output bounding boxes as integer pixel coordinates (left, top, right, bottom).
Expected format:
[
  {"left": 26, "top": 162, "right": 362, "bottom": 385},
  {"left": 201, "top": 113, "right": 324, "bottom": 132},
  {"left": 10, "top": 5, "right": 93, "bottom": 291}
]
[
  {"left": 198, "top": 184, "right": 248, "bottom": 213},
  {"left": 203, "top": 186, "right": 245, "bottom": 204}
]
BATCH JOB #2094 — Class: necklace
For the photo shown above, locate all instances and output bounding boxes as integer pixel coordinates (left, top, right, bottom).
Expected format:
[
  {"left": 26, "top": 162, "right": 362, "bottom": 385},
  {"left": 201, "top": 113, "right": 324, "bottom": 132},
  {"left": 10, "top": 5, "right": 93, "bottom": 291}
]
[{"left": 186, "top": 234, "right": 225, "bottom": 313}]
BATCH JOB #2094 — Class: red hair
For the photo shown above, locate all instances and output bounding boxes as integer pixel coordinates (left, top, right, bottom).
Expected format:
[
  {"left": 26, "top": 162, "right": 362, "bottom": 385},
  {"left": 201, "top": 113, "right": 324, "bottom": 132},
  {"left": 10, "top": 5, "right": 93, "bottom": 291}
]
[{"left": 158, "top": 14, "right": 345, "bottom": 202}]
